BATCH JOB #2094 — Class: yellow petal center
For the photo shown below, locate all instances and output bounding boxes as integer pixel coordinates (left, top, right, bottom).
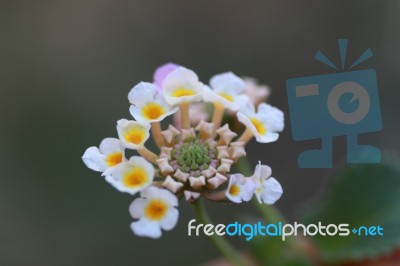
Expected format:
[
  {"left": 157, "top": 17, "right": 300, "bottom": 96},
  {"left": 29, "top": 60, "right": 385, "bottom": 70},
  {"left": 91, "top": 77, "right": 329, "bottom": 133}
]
[
  {"left": 218, "top": 92, "right": 234, "bottom": 102},
  {"left": 105, "top": 152, "right": 122, "bottom": 166},
  {"left": 145, "top": 199, "right": 168, "bottom": 221},
  {"left": 229, "top": 184, "right": 241, "bottom": 196},
  {"left": 172, "top": 88, "right": 195, "bottom": 97},
  {"left": 250, "top": 117, "right": 266, "bottom": 135},
  {"left": 142, "top": 102, "right": 165, "bottom": 120},
  {"left": 123, "top": 167, "right": 148, "bottom": 188},
  {"left": 124, "top": 129, "right": 145, "bottom": 145}
]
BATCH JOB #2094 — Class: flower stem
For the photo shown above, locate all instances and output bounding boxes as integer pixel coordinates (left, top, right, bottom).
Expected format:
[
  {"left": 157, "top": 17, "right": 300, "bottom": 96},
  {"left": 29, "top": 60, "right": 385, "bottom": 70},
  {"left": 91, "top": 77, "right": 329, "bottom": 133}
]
[
  {"left": 151, "top": 121, "right": 164, "bottom": 148},
  {"left": 193, "top": 199, "right": 247, "bottom": 266},
  {"left": 211, "top": 103, "right": 225, "bottom": 133},
  {"left": 180, "top": 102, "right": 190, "bottom": 129},
  {"left": 237, "top": 128, "right": 253, "bottom": 144},
  {"left": 137, "top": 147, "right": 158, "bottom": 164}
]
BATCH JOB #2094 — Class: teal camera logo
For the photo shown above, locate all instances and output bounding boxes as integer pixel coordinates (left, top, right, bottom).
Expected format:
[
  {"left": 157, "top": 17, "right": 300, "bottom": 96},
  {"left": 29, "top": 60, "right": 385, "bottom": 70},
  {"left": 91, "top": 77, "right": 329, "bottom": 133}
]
[{"left": 286, "top": 39, "right": 382, "bottom": 168}]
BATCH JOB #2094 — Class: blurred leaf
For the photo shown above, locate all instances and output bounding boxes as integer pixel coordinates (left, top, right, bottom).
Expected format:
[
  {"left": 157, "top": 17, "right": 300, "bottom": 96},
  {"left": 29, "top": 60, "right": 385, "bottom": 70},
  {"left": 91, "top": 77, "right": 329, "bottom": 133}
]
[
  {"left": 302, "top": 162, "right": 400, "bottom": 263},
  {"left": 251, "top": 235, "right": 313, "bottom": 266}
]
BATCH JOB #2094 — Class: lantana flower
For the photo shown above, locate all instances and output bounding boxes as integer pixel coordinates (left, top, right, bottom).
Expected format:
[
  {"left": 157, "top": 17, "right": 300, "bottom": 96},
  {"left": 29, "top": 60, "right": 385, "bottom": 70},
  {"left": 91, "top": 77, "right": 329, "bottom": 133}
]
[
  {"left": 203, "top": 72, "right": 249, "bottom": 130},
  {"left": 251, "top": 162, "right": 283, "bottom": 205},
  {"left": 237, "top": 102, "right": 284, "bottom": 144},
  {"left": 129, "top": 186, "right": 178, "bottom": 239},
  {"left": 82, "top": 63, "right": 285, "bottom": 239},
  {"left": 225, "top": 173, "right": 256, "bottom": 203},
  {"left": 153, "top": 63, "right": 179, "bottom": 90},
  {"left": 116, "top": 119, "right": 150, "bottom": 149},
  {"left": 162, "top": 66, "right": 204, "bottom": 106},
  {"left": 82, "top": 138, "right": 123, "bottom": 173},
  {"left": 243, "top": 77, "right": 271, "bottom": 105},
  {"left": 106, "top": 156, "right": 154, "bottom": 195},
  {"left": 162, "top": 67, "right": 205, "bottom": 129},
  {"left": 128, "top": 82, "right": 178, "bottom": 123}
]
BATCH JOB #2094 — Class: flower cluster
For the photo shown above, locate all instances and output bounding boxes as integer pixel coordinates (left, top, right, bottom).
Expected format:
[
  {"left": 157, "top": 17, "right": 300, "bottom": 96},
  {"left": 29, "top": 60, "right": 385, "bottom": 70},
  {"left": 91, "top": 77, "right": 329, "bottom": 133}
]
[{"left": 82, "top": 63, "right": 284, "bottom": 238}]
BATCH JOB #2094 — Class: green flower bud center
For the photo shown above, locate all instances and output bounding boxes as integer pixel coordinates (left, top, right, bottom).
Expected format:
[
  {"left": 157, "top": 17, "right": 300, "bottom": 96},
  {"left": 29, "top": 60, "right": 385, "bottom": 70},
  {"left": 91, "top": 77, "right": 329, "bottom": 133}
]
[{"left": 173, "top": 140, "right": 214, "bottom": 173}]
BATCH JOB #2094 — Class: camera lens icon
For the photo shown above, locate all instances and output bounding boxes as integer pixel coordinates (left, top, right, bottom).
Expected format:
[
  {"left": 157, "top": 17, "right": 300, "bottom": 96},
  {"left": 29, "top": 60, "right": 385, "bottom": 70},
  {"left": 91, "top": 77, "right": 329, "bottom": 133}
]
[{"left": 327, "top": 81, "right": 371, "bottom": 125}]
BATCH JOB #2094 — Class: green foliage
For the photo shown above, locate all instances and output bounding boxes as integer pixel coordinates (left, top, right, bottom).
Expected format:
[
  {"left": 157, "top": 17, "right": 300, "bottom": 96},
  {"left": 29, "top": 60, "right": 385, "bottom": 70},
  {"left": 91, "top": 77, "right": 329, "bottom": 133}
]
[
  {"left": 251, "top": 235, "right": 313, "bottom": 266},
  {"left": 302, "top": 162, "right": 400, "bottom": 262}
]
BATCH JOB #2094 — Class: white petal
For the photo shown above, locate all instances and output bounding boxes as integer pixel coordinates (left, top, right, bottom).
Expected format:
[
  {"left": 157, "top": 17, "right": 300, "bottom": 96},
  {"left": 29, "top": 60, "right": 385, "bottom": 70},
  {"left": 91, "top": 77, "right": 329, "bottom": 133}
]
[
  {"left": 141, "top": 186, "right": 178, "bottom": 207},
  {"left": 82, "top": 146, "right": 107, "bottom": 172},
  {"left": 257, "top": 103, "right": 285, "bottom": 132},
  {"left": 259, "top": 164, "right": 272, "bottom": 180},
  {"left": 210, "top": 72, "right": 246, "bottom": 94},
  {"left": 129, "top": 198, "right": 147, "bottom": 219},
  {"left": 255, "top": 132, "right": 279, "bottom": 143},
  {"left": 108, "top": 156, "right": 154, "bottom": 195},
  {"left": 130, "top": 219, "right": 162, "bottom": 239},
  {"left": 160, "top": 207, "right": 179, "bottom": 231},
  {"left": 116, "top": 119, "right": 151, "bottom": 149},
  {"left": 128, "top": 82, "right": 157, "bottom": 107},
  {"left": 241, "top": 178, "right": 257, "bottom": 202},
  {"left": 162, "top": 67, "right": 204, "bottom": 105},
  {"left": 99, "top": 138, "right": 121, "bottom": 154},
  {"left": 261, "top": 177, "right": 283, "bottom": 205}
]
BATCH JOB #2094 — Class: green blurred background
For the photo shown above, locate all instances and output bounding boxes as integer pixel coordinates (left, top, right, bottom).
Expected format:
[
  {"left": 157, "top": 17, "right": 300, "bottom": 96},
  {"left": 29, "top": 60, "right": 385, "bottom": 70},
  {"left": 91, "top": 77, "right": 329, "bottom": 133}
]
[{"left": 1, "top": 0, "right": 399, "bottom": 265}]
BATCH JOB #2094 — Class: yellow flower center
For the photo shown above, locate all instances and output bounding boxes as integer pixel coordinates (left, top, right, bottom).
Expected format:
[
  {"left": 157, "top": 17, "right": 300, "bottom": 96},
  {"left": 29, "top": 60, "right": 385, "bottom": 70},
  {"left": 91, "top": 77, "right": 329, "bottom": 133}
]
[
  {"left": 124, "top": 129, "right": 145, "bottom": 145},
  {"left": 172, "top": 88, "right": 195, "bottom": 97},
  {"left": 229, "top": 184, "right": 241, "bottom": 196},
  {"left": 145, "top": 199, "right": 168, "bottom": 221},
  {"left": 218, "top": 92, "right": 234, "bottom": 102},
  {"left": 250, "top": 117, "right": 266, "bottom": 135},
  {"left": 105, "top": 152, "right": 122, "bottom": 166},
  {"left": 123, "top": 167, "right": 148, "bottom": 188},
  {"left": 142, "top": 102, "right": 165, "bottom": 120}
]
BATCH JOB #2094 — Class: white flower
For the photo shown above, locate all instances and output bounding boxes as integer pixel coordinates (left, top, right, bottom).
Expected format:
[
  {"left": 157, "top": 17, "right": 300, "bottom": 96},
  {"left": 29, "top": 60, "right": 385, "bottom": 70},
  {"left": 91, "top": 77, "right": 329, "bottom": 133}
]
[
  {"left": 129, "top": 186, "right": 179, "bottom": 239},
  {"left": 237, "top": 102, "right": 284, "bottom": 143},
  {"left": 162, "top": 67, "right": 204, "bottom": 105},
  {"left": 106, "top": 156, "right": 154, "bottom": 195},
  {"left": 82, "top": 138, "right": 123, "bottom": 172},
  {"left": 203, "top": 72, "right": 249, "bottom": 111},
  {"left": 251, "top": 163, "right": 283, "bottom": 205},
  {"left": 243, "top": 77, "right": 270, "bottom": 105},
  {"left": 128, "top": 82, "right": 178, "bottom": 123},
  {"left": 225, "top": 174, "right": 256, "bottom": 203},
  {"left": 116, "top": 119, "right": 150, "bottom": 149}
]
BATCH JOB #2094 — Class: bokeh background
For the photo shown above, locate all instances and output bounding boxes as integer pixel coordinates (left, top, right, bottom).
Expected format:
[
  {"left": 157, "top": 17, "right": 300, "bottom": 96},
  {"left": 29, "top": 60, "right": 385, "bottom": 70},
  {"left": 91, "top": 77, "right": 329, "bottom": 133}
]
[{"left": 1, "top": 0, "right": 399, "bottom": 265}]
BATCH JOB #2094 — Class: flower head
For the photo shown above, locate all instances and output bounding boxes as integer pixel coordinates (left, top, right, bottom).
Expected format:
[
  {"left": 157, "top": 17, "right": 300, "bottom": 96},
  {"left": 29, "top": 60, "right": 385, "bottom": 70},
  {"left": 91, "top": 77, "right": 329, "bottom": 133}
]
[
  {"left": 156, "top": 121, "right": 246, "bottom": 196},
  {"left": 82, "top": 138, "right": 123, "bottom": 173},
  {"left": 128, "top": 82, "right": 178, "bottom": 123},
  {"left": 82, "top": 63, "right": 285, "bottom": 239},
  {"left": 129, "top": 186, "right": 179, "bottom": 238}
]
